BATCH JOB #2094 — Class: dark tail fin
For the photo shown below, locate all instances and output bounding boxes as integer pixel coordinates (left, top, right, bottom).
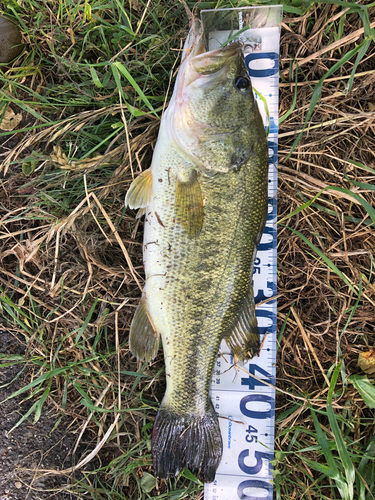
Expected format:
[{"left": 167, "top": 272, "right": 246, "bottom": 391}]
[{"left": 152, "top": 402, "right": 223, "bottom": 483}]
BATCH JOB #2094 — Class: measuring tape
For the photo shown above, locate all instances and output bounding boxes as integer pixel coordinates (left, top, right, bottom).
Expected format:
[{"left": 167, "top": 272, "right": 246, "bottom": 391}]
[{"left": 202, "top": 6, "right": 281, "bottom": 500}]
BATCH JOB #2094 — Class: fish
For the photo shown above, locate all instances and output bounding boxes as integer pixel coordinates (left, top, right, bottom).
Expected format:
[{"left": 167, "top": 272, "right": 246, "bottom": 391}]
[{"left": 125, "top": 23, "right": 269, "bottom": 483}]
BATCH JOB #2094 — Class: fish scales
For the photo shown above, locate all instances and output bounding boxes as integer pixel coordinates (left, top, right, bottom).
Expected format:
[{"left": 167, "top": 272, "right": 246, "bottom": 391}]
[
  {"left": 125, "top": 25, "right": 268, "bottom": 483},
  {"left": 145, "top": 126, "right": 267, "bottom": 413}
]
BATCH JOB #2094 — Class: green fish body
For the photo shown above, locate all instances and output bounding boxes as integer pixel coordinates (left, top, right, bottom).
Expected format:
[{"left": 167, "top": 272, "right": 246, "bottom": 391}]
[{"left": 126, "top": 26, "right": 268, "bottom": 483}]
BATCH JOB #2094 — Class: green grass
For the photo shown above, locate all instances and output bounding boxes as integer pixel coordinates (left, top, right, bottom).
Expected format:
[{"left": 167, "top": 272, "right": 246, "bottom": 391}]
[
  {"left": 1, "top": 0, "right": 375, "bottom": 499},
  {"left": 274, "top": 365, "right": 375, "bottom": 500}
]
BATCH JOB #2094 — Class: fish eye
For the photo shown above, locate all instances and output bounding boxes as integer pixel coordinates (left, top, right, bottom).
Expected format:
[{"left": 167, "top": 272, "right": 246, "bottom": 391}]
[{"left": 234, "top": 76, "right": 251, "bottom": 92}]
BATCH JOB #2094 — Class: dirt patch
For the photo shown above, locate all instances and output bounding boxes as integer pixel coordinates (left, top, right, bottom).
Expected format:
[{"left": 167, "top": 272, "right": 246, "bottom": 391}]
[{"left": 0, "top": 329, "right": 80, "bottom": 500}]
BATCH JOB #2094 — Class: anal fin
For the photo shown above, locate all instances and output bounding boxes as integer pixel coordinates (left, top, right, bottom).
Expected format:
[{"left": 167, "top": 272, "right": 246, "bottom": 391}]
[
  {"left": 129, "top": 293, "right": 160, "bottom": 362},
  {"left": 225, "top": 287, "right": 260, "bottom": 363},
  {"left": 175, "top": 170, "right": 204, "bottom": 238},
  {"left": 125, "top": 169, "right": 153, "bottom": 209},
  {"left": 136, "top": 207, "right": 146, "bottom": 219}
]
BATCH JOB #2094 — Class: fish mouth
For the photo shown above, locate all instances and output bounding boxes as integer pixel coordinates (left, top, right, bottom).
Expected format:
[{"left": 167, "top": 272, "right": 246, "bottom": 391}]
[
  {"left": 191, "top": 42, "right": 242, "bottom": 75},
  {"left": 184, "top": 42, "right": 243, "bottom": 88}
]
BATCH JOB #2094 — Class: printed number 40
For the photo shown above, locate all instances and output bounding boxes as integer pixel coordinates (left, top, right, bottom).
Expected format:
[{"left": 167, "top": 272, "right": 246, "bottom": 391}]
[{"left": 241, "top": 364, "right": 275, "bottom": 390}]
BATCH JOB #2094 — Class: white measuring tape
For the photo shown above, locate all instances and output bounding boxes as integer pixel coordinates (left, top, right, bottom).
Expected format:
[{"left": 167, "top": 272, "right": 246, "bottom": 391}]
[{"left": 202, "top": 6, "right": 282, "bottom": 500}]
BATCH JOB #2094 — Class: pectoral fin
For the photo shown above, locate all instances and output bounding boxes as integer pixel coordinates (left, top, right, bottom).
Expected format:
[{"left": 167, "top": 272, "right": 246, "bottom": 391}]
[
  {"left": 125, "top": 169, "right": 153, "bottom": 209},
  {"left": 175, "top": 170, "right": 204, "bottom": 238},
  {"left": 129, "top": 293, "right": 160, "bottom": 362},
  {"left": 225, "top": 288, "right": 260, "bottom": 362}
]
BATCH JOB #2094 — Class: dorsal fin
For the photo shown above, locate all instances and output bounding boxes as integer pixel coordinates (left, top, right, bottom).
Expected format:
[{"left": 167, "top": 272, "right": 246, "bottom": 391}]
[
  {"left": 224, "top": 288, "right": 260, "bottom": 362},
  {"left": 125, "top": 169, "right": 153, "bottom": 209}
]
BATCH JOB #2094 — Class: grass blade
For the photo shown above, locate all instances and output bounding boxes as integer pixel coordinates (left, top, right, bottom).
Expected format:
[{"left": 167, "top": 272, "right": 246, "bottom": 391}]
[
  {"left": 114, "top": 62, "right": 158, "bottom": 117},
  {"left": 279, "top": 185, "right": 375, "bottom": 227},
  {"left": 34, "top": 379, "right": 52, "bottom": 423},
  {"left": 72, "top": 380, "right": 95, "bottom": 407},
  {"left": 0, "top": 303, "right": 31, "bottom": 334},
  {"left": 302, "top": 457, "right": 344, "bottom": 480},
  {"left": 90, "top": 67, "right": 104, "bottom": 88},
  {"left": 254, "top": 88, "right": 270, "bottom": 135},
  {"left": 344, "top": 173, "right": 375, "bottom": 192},
  {"left": 309, "top": 407, "right": 340, "bottom": 476},
  {"left": 346, "top": 39, "right": 372, "bottom": 93},
  {"left": 345, "top": 160, "right": 375, "bottom": 175},
  {"left": 0, "top": 366, "right": 72, "bottom": 403},
  {"left": 287, "top": 38, "right": 371, "bottom": 157},
  {"left": 350, "top": 375, "right": 375, "bottom": 409},
  {"left": 9, "top": 400, "right": 39, "bottom": 434},
  {"left": 110, "top": 64, "right": 145, "bottom": 117},
  {"left": 327, "top": 363, "right": 355, "bottom": 497},
  {"left": 357, "top": 437, "right": 375, "bottom": 500},
  {"left": 328, "top": 186, "right": 375, "bottom": 225},
  {"left": 74, "top": 298, "right": 99, "bottom": 344},
  {"left": 278, "top": 188, "right": 325, "bottom": 224},
  {"left": 0, "top": 357, "right": 98, "bottom": 404},
  {"left": 279, "top": 63, "right": 298, "bottom": 125},
  {"left": 282, "top": 225, "right": 357, "bottom": 294},
  {"left": 310, "top": 405, "right": 351, "bottom": 500}
]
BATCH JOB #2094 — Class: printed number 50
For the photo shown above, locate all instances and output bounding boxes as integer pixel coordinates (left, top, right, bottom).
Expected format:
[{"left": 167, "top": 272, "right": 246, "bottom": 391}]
[
  {"left": 238, "top": 450, "right": 272, "bottom": 475},
  {"left": 237, "top": 479, "right": 272, "bottom": 500}
]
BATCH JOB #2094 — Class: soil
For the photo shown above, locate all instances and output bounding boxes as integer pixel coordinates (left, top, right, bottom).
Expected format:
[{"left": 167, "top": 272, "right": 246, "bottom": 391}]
[{"left": 0, "top": 328, "right": 78, "bottom": 500}]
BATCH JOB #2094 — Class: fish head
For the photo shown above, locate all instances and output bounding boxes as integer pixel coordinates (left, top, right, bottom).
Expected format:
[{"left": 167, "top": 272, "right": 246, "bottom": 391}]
[{"left": 166, "top": 30, "right": 265, "bottom": 175}]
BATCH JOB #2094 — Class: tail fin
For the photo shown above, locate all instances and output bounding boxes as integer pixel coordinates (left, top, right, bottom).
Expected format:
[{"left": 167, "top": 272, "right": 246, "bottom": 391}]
[{"left": 152, "top": 402, "right": 223, "bottom": 483}]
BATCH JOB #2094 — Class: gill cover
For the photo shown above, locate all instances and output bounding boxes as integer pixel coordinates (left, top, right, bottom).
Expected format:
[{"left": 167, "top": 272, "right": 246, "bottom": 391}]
[{"left": 165, "top": 26, "right": 257, "bottom": 176}]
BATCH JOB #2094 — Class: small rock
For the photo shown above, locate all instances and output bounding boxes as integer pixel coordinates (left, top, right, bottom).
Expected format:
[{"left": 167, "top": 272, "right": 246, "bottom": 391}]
[
  {"left": 0, "top": 15, "right": 23, "bottom": 63},
  {"left": 14, "top": 481, "right": 22, "bottom": 489}
]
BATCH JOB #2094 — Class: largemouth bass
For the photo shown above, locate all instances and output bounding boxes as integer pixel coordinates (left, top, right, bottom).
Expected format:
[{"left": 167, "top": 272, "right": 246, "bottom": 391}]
[{"left": 125, "top": 25, "right": 268, "bottom": 483}]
